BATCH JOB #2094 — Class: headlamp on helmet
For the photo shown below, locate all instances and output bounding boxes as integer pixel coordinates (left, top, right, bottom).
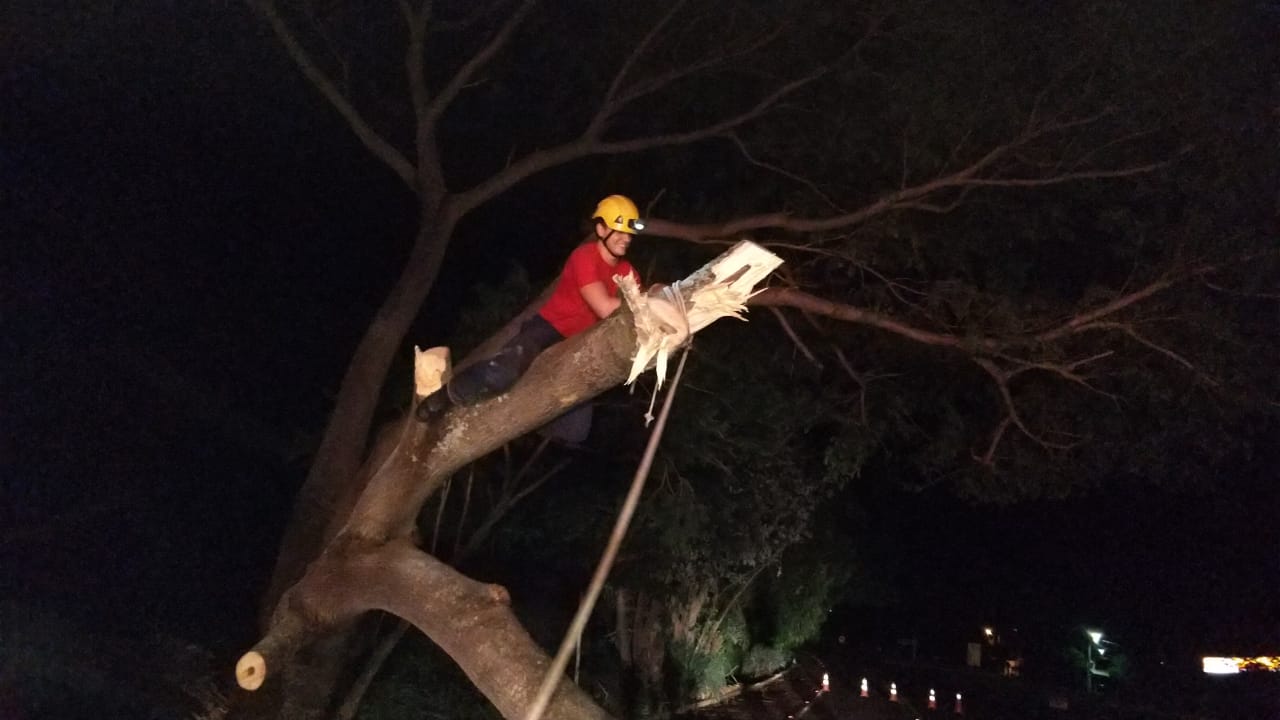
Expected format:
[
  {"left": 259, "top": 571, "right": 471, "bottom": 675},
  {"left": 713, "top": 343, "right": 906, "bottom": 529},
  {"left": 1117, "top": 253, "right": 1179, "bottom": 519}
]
[{"left": 593, "top": 194, "right": 644, "bottom": 235}]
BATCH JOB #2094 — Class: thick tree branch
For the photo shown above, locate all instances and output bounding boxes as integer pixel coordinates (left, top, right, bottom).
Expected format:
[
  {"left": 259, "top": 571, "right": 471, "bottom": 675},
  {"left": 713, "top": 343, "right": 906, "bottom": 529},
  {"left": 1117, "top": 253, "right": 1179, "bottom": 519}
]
[
  {"left": 751, "top": 287, "right": 984, "bottom": 350},
  {"left": 244, "top": 541, "right": 610, "bottom": 720},
  {"left": 249, "top": 0, "right": 416, "bottom": 187},
  {"left": 752, "top": 264, "right": 1228, "bottom": 363},
  {"left": 343, "top": 311, "right": 637, "bottom": 540}
]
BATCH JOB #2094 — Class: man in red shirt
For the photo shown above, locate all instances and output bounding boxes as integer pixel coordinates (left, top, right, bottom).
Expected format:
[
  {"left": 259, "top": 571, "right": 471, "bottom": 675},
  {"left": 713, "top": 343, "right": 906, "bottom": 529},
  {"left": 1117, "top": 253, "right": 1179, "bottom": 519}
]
[{"left": 415, "top": 195, "right": 644, "bottom": 442}]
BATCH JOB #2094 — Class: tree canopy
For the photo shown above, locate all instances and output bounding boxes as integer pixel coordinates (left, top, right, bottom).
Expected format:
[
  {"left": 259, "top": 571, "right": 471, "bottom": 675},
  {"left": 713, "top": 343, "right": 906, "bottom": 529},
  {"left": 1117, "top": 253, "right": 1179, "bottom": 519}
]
[{"left": 235, "top": 0, "right": 1278, "bottom": 718}]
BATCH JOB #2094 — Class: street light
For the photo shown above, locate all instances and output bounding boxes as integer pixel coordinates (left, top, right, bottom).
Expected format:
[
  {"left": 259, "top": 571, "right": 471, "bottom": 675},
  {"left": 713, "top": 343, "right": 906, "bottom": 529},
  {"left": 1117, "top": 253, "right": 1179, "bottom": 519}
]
[{"left": 1085, "top": 629, "right": 1104, "bottom": 693}]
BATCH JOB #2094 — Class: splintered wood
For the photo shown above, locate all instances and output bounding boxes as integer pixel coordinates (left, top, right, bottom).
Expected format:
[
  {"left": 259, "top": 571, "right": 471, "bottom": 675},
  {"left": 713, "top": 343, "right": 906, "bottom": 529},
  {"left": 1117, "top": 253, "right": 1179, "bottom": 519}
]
[
  {"left": 619, "top": 240, "right": 783, "bottom": 387},
  {"left": 414, "top": 346, "right": 451, "bottom": 397}
]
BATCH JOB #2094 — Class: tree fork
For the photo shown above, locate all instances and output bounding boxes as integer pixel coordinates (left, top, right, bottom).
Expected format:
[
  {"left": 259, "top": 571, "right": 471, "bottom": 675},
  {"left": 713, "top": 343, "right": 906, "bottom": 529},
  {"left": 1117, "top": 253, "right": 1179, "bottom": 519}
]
[{"left": 241, "top": 540, "right": 611, "bottom": 719}]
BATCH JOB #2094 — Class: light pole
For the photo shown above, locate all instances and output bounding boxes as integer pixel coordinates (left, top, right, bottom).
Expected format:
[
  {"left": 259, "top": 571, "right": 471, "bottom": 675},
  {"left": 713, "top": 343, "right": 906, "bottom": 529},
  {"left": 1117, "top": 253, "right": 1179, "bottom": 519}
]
[{"left": 1085, "top": 630, "right": 1103, "bottom": 693}]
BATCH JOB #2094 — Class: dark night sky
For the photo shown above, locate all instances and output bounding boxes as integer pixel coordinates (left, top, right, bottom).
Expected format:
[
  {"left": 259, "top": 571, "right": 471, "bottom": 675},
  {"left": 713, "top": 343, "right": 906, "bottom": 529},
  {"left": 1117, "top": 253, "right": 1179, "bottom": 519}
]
[{"left": 3, "top": 0, "right": 1277, "bottom": 682}]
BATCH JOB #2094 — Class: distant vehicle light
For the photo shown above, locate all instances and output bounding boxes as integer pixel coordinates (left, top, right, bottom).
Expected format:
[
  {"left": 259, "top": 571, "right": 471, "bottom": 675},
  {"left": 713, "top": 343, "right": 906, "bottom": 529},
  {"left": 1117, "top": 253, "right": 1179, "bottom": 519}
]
[{"left": 1203, "top": 656, "right": 1280, "bottom": 674}]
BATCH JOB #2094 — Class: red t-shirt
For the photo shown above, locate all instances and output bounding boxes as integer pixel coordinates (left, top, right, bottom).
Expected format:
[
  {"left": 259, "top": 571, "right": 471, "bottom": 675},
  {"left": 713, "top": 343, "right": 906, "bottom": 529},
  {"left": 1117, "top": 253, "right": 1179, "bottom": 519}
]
[{"left": 539, "top": 242, "right": 639, "bottom": 337}]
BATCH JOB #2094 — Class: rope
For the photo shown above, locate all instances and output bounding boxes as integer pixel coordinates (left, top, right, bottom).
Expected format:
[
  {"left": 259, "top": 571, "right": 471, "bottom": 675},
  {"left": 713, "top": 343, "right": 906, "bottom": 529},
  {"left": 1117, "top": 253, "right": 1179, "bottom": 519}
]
[{"left": 524, "top": 345, "right": 692, "bottom": 720}]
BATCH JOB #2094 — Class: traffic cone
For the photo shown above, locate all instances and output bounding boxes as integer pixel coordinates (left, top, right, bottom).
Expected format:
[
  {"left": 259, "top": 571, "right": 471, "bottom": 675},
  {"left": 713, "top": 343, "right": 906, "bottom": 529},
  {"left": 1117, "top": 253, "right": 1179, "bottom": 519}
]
[
  {"left": 955, "top": 692, "right": 963, "bottom": 715},
  {"left": 890, "top": 682, "right": 899, "bottom": 702},
  {"left": 928, "top": 688, "right": 937, "bottom": 709},
  {"left": 821, "top": 673, "right": 830, "bottom": 693},
  {"left": 860, "top": 677, "right": 869, "bottom": 698}
]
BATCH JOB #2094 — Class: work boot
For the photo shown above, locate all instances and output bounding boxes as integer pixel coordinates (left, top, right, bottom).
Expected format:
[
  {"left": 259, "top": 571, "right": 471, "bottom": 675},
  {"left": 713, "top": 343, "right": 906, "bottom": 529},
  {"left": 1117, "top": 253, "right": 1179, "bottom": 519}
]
[{"left": 414, "top": 388, "right": 451, "bottom": 423}]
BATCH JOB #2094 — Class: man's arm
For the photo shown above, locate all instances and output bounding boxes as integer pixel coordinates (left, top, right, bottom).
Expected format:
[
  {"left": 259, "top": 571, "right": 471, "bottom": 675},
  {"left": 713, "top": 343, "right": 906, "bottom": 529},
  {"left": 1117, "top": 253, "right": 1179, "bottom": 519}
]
[{"left": 579, "top": 281, "right": 621, "bottom": 319}]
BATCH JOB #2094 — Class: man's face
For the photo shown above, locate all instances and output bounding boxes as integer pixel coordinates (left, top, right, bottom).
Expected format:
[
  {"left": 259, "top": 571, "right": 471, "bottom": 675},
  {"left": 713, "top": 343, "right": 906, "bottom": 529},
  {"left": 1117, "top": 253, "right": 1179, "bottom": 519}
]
[{"left": 598, "top": 223, "right": 633, "bottom": 258}]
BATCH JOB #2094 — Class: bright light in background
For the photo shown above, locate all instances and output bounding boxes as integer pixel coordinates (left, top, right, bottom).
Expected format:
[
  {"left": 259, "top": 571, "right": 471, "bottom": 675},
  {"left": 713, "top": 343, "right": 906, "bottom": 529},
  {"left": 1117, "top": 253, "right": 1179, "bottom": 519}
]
[
  {"left": 1204, "top": 657, "right": 1241, "bottom": 675},
  {"left": 983, "top": 626, "right": 994, "bottom": 637},
  {"left": 1087, "top": 630, "right": 1103, "bottom": 645},
  {"left": 1203, "top": 656, "right": 1280, "bottom": 674}
]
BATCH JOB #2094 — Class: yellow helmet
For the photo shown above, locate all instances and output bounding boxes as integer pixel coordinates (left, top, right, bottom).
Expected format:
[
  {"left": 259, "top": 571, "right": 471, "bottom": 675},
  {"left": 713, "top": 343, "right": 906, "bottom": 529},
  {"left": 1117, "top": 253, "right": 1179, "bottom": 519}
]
[{"left": 593, "top": 194, "right": 644, "bottom": 234}]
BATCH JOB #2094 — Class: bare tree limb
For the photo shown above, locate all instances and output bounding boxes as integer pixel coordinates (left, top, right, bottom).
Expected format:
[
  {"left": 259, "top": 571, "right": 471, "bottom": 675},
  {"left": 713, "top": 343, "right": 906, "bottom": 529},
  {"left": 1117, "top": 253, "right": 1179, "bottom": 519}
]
[
  {"left": 454, "top": 62, "right": 829, "bottom": 215},
  {"left": 458, "top": 457, "right": 571, "bottom": 560},
  {"left": 999, "top": 350, "right": 1120, "bottom": 401},
  {"left": 430, "top": 0, "right": 503, "bottom": 34},
  {"left": 832, "top": 347, "right": 876, "bottom": 424},
  {"left": 645, "top": 144, "right": 1164, "bottom": 241},
  {"left": 249, "top": 0, "right": 416, "bottom": 187},
  {"left": 397, "top": 0, "right": 431, "bottom": 141},
  {"left": 725, "top": 132, "right": 845, "bottom": 213},
  {"left": 594, "top": 69, "right": 830, "bottom": 153},
  {"left": 974, "top": 358, "right": 1079, "bottom": 452},
  {"left": 424, "top": 0, "right": 537, "bottom": 128},
  {"left": 975, "top": 415, "right": 1013, "bottom": 466},
  {"left": 591, "top": 0, "right": 689, "bottom": 135},
  {"left": 766, "top": 306, "right": 822, "bottom": 368},
  {"left": 334, "top": 620, "right": 409, "bottom": 720},
  {"left": 1079, "top": 321, "right": 1217, "bottom": 384},
  {"left": 611, "top": 23, "right": 787, "bottom": 109}
]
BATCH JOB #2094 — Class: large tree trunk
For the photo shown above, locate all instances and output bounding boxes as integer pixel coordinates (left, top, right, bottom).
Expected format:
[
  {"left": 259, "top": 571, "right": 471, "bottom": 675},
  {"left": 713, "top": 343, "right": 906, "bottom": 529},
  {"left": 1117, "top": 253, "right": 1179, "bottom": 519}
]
[{"left": 265, "top": 200, "right": 455, "bottom": 612}]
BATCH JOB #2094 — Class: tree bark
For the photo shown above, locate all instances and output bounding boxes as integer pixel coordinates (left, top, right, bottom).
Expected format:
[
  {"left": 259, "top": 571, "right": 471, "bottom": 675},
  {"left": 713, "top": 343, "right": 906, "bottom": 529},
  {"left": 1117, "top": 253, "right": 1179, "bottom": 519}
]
[{"left": 250, "top": 541, "right": 613, "bottom": 720}]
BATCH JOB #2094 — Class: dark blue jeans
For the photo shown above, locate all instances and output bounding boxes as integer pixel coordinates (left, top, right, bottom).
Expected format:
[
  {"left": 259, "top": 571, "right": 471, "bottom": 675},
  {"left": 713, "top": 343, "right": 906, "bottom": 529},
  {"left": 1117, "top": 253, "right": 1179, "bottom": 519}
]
[{"left": 446, "top": 315, "right": 593, "bottom": 444}]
